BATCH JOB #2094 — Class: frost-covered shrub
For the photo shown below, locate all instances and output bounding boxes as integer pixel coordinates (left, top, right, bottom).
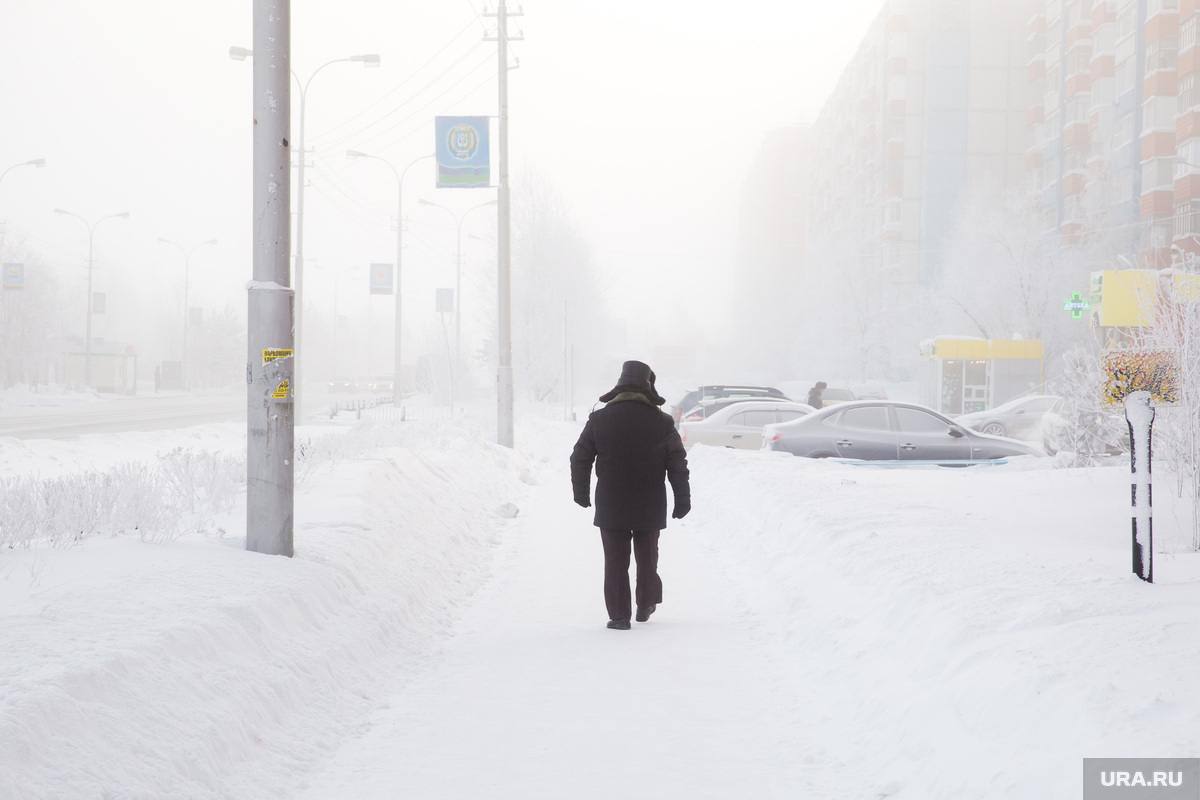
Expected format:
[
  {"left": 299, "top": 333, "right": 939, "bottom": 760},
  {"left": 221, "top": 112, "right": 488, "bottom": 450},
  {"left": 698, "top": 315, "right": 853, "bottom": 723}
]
[{"left": 0, "top": 450, "right": 242, "bottom": 549}]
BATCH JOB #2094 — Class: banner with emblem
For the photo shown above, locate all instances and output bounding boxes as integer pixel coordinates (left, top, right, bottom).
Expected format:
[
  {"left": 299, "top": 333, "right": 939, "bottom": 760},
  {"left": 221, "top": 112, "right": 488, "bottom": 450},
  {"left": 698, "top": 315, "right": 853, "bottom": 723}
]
[{"left": 435, "top": 116, "right": 490, "bottom": 188}]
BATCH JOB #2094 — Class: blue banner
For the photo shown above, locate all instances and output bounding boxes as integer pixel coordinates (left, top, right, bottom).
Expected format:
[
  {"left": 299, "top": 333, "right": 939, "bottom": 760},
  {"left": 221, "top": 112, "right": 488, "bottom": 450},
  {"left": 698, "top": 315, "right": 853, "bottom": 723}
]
[{"left": 436, "top": 116, "right": 490, "bottom": 188}]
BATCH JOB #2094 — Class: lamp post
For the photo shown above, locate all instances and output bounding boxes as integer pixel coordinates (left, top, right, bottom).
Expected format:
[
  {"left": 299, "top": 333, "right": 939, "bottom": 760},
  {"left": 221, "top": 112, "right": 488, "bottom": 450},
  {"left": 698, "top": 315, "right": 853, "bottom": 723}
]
[
  {"left": 231, "top": 45, "right": 380, "bottom": 416},
  {"left": 53, "top": 208, "right": 130, "bottom": 388},
  {"left": 418, "top": 198, "right": 496, "bottom": 397},
  {"left": 0, "top": 158, "right": 46, "bottom": 189},
  {"left": 157, "top": 237, "right": 217, "bottom": 387},
  {"left": 346, "top": 150, "right": 434, "bottom": 405}
]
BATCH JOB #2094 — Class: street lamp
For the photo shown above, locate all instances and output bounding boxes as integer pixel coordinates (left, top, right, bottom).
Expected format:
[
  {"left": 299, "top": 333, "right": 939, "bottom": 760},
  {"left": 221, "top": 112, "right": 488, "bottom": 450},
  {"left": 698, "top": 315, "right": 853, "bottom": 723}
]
[
  {"left": 418, "top": 197, "right": 497, "bottom": 410},
  {"left": 346, "top": 149, "right": 434, "bottom": 405},
  {"left": 157, "top": 236, "right": 217, "bottom": 387},
  {"left": 230, "top": 45, "right": 380, "bottom": 416},
  {"left": 53, "top": 208, "right": 130, "bottom": 388},
  {"left": 0, "top": 158, "right": 46, "bottom": 188}
]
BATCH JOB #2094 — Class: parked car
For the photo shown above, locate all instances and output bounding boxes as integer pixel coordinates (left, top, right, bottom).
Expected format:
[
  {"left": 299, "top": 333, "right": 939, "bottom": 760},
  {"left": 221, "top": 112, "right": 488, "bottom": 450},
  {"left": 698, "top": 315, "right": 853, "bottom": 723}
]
[
  {"left": 956, "top": 394, "right": 1059, "bottom": 440},
  {"left": 677, "top": 395, "right": 792, "bottom": 424},
  {"left": 1042, "top": 400, "right": 1129, "bottom": 456},
  {"left": 680, "top": 400, "right": 815, "bottom": 450},
  {"left": 762, "top": 400, "right": 1038, "bottom": 465},
  {"left": 671, "top": 384, "right": 789, "bottom": 424}
]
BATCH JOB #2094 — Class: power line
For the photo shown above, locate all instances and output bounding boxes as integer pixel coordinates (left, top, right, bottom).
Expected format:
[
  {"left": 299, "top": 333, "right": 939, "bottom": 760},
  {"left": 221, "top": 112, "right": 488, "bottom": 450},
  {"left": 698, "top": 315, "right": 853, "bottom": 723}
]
[
  {"left": 337, "top": 52, "right": 496, "bottom": 154},
  {"left": 374, "top": 68, "right": 499, "bottom": 155},
  {"left": 310, "top": 16, "right": 482, "bottom": 143}
]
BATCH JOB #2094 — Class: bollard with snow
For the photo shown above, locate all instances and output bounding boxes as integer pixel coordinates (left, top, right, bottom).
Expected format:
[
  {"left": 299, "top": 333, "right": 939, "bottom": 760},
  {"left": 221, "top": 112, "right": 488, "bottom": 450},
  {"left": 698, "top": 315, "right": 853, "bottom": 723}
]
[{"left": 1125, "top": 390, "right": 1156, "bottom": 583}]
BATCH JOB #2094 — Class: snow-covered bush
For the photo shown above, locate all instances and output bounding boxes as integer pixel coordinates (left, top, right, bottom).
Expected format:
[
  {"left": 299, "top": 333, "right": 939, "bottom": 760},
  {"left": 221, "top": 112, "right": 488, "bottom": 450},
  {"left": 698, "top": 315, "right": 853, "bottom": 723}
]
[{"left": 0, "top": 449, "right": 241, "bottom": 549}]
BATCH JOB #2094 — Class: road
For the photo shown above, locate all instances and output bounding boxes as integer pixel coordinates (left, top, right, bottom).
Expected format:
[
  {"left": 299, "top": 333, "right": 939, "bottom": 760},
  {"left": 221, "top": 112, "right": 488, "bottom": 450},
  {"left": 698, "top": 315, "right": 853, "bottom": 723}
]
[{"left": 0, "top": 393, "right": 244, "bottom": 438}]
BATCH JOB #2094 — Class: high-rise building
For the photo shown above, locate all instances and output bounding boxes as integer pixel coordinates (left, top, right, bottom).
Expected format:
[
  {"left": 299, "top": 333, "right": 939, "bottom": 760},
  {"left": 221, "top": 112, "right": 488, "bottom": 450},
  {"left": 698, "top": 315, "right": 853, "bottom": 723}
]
[
  {"left": 1029, "top": 0, "right": 1200, "bottom": 266},
  {"left": 804, "top": 0, "right": 1030, "bottom": 287}
]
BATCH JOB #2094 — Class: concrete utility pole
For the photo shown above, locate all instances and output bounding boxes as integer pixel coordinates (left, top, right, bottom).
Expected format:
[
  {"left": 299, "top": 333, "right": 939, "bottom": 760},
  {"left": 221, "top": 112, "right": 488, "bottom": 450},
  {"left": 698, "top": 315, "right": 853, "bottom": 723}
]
[
  {"left": 346, "top": 149, "right": 433, "bottom": 405},
  {"left": 484, "top": 0, "right": 522, "bottom": 448},
  {"left": 247, "top": 0, "right": 295, "bottom": 557},
  {"left": 158, "top": 236, "right": 217, "bottom": 387},
  {"left": 230, "top": 45, "right": 379, "bottom": 419},
  {"left": 53, "top": 208, "right": 129, "bottom": 389}
]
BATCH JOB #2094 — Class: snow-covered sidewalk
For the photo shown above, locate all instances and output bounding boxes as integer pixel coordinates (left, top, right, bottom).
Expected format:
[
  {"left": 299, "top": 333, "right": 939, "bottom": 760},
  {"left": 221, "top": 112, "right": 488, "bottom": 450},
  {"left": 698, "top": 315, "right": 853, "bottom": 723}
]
[{"left": 295, "top": 433, "right": 828, "bottom": 799}]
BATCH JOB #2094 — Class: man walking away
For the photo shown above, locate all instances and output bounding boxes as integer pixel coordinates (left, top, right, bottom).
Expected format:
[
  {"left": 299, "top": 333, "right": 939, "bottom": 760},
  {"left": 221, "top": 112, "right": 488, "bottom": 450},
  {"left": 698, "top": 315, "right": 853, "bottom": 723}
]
[
  {"left": 807, "top": 381, "right": 827, "bottom": 410},
  {"left": 570, "top": 360, "right": 691, "bottom": 630}
]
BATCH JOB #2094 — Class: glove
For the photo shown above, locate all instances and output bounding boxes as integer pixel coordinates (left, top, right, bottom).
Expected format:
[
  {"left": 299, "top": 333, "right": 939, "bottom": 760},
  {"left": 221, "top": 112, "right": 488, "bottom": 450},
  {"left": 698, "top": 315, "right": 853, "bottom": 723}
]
[
  {"left": 672, "top": 498, "right": 691, "bottom": 519},
  {"left": 574, "top": 496, "right": 591, "bottom": 509}
]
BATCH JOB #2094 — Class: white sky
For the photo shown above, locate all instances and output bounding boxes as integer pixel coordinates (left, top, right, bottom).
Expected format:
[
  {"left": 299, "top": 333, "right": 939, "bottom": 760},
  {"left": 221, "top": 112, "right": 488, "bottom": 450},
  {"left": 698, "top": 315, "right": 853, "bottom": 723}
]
[{"left": 0, "top": 0, "right": 882, "bottom": 355}]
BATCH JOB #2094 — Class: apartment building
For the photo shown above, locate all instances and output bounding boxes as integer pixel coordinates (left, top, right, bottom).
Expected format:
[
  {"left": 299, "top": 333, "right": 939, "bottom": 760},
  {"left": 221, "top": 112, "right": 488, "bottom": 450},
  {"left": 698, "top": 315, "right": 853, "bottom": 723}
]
[
  {"left": 1030, "top": 0, "right": 1200, "bottom": 266},
  {"left": 805, "top": 0, "right": 1029, "bottom": 286}
]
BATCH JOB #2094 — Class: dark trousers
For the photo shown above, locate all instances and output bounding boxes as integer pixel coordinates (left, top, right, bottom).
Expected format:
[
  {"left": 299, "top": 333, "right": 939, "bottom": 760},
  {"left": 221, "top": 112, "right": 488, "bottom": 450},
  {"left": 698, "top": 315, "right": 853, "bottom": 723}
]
[{"left": 599, "top": 528, "right": 662, "bottom": 622}]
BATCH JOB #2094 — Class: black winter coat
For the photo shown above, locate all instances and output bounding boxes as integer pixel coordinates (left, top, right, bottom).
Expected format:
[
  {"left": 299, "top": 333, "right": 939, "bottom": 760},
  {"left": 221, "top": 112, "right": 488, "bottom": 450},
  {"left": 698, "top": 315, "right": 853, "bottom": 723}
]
[{"left": 570, "top": 397, "right": 691, "bottom": 531}]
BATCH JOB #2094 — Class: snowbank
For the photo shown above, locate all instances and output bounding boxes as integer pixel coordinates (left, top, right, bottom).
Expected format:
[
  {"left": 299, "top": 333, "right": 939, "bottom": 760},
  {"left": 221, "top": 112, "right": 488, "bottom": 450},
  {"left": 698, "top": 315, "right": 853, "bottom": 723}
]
[
  {"left": 683, "top": 446, "right": 1200, "bottom": 798},
  {"left": 0, "top": 420, "right": 529, "bottom": 799}
]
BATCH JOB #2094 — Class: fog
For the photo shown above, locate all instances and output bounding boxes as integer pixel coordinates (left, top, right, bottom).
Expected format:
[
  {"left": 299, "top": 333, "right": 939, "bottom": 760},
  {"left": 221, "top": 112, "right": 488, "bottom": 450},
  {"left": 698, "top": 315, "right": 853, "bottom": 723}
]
[
  {"left": 10, "top": 3, "right": 1200, "bottom": 795},
  {"left": 0, "top": 0, "right": 883, "bottom": 405}
]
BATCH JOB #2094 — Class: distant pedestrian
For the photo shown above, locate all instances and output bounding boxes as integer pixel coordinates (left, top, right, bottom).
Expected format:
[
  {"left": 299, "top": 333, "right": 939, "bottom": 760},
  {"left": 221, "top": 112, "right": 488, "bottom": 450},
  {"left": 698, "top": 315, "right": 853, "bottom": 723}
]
[
  {"left": 807, "top": 381, "right": 828, "bottom": 409},
  {"left": 570, "top": 360, "right": 691, "bottom": 630}
]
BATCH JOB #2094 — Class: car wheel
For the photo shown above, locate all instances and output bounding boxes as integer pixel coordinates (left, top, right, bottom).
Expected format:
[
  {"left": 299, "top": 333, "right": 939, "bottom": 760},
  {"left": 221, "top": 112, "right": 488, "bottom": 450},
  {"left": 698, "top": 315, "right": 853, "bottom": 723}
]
[{"left": 981, "top": 422, "right": 1006, "bottom": 436}]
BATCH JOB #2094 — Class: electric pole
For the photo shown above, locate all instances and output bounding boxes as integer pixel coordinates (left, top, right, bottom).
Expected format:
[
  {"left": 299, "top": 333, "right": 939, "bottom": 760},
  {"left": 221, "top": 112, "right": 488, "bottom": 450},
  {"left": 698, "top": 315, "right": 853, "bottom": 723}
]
[
  {"left": 484, "top": 0, "right": 522, "bottom": 448},
  {"left": 247, "top": 0, "right": 295, "bottom": 557}
]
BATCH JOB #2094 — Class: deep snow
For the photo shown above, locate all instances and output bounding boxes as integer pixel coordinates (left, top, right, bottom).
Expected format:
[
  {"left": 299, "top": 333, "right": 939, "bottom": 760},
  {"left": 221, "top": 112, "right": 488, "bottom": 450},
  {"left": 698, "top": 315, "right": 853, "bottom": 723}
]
[{"left": 3, "top": 413, "right": 1200, "bottom": 799}]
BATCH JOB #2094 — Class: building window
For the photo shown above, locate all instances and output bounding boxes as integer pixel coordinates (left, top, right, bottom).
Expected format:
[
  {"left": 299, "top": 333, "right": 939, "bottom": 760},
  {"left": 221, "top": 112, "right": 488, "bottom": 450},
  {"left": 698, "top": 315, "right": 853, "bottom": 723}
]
[
  {"left": 1178, "top": 138, "right": 1200, "bottom": 175},
  {"left": 1117, "top": 4, "right": 1137, "bottom": 39},
  {"left": 1143, "top": 95, "right": 1179, "bottom": 132},
  {"left": 1183, "top": 16, "right": 1199, "bottom": 52},
  {"left": 1145, "top": 40, "right": 1179, "bottom": 74},
  {"left": 1148, "top": 0, "right": 1180, "bottom": 17},
  {"left": 1182, "top": 73, "right": 1200, "bottom": 112},
  {"left": 1174, "top": 202, "right": 1200, "bottom": 236},
  {"left": 1142, "top": 157, "right": 1176, "bottom": 190},
  {"left": 1115, "top": 57, "right": 1135, "bottom": 95}
]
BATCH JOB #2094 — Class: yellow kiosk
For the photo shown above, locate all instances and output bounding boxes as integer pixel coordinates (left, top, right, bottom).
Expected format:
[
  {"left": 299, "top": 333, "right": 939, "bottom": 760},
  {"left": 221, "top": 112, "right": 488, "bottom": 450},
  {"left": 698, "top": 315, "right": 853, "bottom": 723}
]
[{"left": 920, "top": 337, "right": 1045, "bottom": 416}]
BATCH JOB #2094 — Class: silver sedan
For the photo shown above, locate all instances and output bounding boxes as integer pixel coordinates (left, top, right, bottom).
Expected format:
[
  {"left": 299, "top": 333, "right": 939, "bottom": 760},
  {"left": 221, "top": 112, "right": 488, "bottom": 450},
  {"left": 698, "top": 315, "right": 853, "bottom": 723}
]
[
  {"left": 762, "top": 401, "right": 1039, "bottom": 465},
  {"left": 681, "top": 400, "right": 815, "bottom": 450}
]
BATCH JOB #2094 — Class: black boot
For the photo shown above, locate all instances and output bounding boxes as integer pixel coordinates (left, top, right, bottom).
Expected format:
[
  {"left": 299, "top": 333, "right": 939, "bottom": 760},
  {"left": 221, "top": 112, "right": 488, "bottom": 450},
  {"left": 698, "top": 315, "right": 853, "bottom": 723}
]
[
  {"left": 635, "top": 604, "right": 656, "bottom": 622},
  {"left": 606, "top": 619, "right": 631, "bottom": 630}
]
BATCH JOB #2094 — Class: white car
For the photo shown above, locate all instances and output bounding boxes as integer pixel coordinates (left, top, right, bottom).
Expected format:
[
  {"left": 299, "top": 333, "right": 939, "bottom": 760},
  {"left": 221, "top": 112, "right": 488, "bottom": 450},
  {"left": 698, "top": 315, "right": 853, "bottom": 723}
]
[{"left": 680, "top": 400, "right": 815, "bottom": 450}]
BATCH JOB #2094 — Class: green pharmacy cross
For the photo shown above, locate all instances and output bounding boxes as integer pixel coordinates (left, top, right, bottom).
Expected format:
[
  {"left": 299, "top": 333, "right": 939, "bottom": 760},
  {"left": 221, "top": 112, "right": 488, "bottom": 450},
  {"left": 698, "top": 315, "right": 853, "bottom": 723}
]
[{"left": 1063, "top": 292, "right": 1090, "bottom": 320}]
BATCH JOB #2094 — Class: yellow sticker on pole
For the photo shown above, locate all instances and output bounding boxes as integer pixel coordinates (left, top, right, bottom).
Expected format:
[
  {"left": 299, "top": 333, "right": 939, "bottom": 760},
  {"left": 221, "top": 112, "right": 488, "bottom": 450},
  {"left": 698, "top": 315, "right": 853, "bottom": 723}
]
[
  {"left": 262, "top": 347, "right": 293, "bottom": 365},
  {"left": 271, "top": 379, "right": 290, "bottom": 400}
]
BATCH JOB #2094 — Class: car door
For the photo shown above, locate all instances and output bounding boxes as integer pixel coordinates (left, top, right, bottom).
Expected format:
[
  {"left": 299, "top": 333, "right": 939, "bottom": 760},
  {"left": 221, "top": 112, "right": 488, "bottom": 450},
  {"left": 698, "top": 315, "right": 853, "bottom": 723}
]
[
  {"left": 706, "top": 409, "right": 751, "bottom": 448},
  {"left": 729, "top": 409, "right": 779, "bottom": 449},
  {"left": 831, "top": 405, "right": 898, "bottom": 460},
  {"left": 895, "top": 406, "right": 972, "bottom": 464}
]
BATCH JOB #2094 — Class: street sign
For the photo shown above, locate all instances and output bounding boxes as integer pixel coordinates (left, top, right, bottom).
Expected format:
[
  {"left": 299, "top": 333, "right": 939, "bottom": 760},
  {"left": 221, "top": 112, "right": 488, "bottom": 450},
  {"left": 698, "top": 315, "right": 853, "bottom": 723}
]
[
  {"left": 435, "top": 288, "right": 454, "bottom": 313},
  {"left": 435, "top": 116, "right": 490, "bottom": 188},
  {"left": 1063, "top": 291, "right": 1090, "bottom": 319},
  {"left": 369, "top": 262, "right": 393, "bottom": 295},
  {"left": 2, "top": 262, "right": 24, "bottom": 290},
  {"left": 93, "top": 292, "right": 106, "bottom": 315}
]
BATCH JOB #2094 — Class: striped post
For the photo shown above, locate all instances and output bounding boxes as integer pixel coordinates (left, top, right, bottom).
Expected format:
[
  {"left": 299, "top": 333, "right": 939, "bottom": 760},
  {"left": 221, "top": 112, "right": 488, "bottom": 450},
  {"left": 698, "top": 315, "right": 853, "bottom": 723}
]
[{"left": 1125, "top": 391, "right": 1155, "bottom": 583}]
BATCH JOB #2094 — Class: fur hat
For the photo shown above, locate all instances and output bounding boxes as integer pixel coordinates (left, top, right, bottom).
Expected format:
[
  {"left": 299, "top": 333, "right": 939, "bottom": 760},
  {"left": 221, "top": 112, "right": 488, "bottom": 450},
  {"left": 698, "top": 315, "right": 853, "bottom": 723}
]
[{"left": 598, "top": 360, "right": 666, "bottom": 406}]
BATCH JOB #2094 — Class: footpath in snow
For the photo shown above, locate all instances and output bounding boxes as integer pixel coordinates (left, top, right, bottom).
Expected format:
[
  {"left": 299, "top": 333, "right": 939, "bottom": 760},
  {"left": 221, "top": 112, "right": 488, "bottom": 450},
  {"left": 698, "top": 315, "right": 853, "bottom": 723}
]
[{"left": 3, "top": 412, "right": 1200, "bottom": 798}]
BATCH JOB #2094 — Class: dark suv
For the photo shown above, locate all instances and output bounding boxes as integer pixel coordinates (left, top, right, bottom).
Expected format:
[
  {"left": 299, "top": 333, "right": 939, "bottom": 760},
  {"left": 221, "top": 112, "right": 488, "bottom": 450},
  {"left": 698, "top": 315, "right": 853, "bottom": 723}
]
[{"left": 672, "top": 385, "right": 789, "bottom": 424}]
